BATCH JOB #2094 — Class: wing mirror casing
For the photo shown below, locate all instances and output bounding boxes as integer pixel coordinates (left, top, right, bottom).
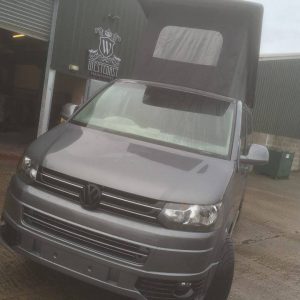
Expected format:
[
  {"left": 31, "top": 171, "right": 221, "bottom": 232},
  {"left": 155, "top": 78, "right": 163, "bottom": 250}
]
[
  {"left": 61, "top": 103, "right": 79, "bottom": 122},
  {"left": 240, "top": 144, "right": 269, "bottom": 166}
]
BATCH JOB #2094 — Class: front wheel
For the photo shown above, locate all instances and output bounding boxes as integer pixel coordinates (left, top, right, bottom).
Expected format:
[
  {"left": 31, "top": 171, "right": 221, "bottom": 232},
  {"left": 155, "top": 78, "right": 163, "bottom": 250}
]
[{"left": 204, "top": 236, "right": 235, "bottom": 300}]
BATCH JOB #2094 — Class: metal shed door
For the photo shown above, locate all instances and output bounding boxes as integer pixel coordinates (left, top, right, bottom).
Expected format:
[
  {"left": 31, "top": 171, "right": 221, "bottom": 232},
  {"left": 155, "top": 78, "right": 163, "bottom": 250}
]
[{"left": 0, "top": 0, "right": 54, "bottom": 41}]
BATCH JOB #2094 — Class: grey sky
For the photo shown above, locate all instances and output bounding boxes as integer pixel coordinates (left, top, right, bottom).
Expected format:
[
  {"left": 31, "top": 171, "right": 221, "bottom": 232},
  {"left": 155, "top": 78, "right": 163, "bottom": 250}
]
[{"left": 253, "top": 0, "right": 300, "bottom": 54}]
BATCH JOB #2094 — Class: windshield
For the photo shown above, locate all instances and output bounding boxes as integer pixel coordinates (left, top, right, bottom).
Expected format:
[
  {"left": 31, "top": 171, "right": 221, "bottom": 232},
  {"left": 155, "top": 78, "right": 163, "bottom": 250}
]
[{"left": 72, "top": 82, "right": 235, "bottom": 157}]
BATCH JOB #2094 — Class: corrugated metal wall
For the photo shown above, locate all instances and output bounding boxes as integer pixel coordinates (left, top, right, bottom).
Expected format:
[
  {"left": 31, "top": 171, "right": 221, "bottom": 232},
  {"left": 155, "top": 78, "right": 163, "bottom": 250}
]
[
  {"left": 51, "top": 0, "right": 146, "bottom": 79},
  {"left": 254, "top": 59, "right": 300, "bottom": 139},
  {"left": 0, "top": 0, "right": 54, "bottom": 41}
]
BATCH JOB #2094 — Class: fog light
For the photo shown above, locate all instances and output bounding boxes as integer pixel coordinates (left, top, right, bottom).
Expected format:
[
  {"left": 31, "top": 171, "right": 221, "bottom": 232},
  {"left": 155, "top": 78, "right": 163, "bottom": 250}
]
[
  {"left": 174, "top": 282, "right": 194, "bottom": 298},
  {"left": 179, "top": 282, "right": 192, "bottom": 288}
]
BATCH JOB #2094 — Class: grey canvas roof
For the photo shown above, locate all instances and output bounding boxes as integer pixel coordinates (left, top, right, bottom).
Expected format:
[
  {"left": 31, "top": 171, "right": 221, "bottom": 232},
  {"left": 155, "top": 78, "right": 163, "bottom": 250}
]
[{"left": 134, "top": 0, "right": 263, "bottom": 107}]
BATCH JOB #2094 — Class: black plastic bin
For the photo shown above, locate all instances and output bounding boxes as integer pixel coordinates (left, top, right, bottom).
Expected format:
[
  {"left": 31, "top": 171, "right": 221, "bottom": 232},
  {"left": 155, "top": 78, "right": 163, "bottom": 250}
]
[{"left": 255, "top": 148, "right": 294, "bottom": 179}]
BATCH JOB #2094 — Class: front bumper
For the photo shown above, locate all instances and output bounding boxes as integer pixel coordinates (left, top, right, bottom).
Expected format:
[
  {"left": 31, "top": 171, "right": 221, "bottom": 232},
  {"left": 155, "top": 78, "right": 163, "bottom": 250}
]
[{"left": 1, "top": 176, "right": 222, "bottom": 300}]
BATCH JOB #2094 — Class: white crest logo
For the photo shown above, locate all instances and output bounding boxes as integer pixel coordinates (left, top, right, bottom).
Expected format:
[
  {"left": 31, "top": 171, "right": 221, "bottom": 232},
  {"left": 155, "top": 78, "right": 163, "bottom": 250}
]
[{"left": 88, "top": 27, "right": 122, "bottom": 80}]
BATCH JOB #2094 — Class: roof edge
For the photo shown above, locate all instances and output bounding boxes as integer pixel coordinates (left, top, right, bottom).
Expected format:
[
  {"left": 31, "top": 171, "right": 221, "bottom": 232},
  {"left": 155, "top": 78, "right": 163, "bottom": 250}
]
[{"left": 260, "top": 53, "right": 300, "bottom": 61}]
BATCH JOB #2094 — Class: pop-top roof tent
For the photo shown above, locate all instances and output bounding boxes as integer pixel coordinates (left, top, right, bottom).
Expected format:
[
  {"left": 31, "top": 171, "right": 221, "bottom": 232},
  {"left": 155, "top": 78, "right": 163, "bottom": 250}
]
[{"left": 134, "top": 0, "right": 263, "bottom": 108}]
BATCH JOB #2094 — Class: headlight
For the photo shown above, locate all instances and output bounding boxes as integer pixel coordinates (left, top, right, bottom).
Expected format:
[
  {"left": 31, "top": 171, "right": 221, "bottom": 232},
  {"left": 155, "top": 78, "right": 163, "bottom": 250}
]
[
  {"left": 18, "top": 156, "right": 38, "bottom": 182},
  {"left": 158, "top": 203, "right": 222, "bottom": 231}
]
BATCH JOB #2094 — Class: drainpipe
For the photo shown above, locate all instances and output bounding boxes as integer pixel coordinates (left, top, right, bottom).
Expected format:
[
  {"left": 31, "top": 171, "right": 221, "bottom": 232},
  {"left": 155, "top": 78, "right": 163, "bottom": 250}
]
[{"left": 265, "top": 134, "right": 270, "bottom": 147}]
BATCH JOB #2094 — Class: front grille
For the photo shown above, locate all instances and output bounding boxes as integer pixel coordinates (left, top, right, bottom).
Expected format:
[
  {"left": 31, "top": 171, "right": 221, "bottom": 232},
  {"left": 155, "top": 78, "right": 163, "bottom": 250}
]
[
  {"left": 22, "top": 207, "right": 150, "bottom": 264},
  {"left": 35, "top": 168, "right": 164, "bottom": 224},
  {"left": 136, "top": 277, "right": 206, "bottom": 300}
]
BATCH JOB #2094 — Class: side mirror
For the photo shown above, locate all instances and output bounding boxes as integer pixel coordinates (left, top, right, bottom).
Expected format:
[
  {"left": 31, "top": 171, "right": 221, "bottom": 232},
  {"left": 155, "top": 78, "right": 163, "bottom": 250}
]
[
  {"left": 61, "top": 103, "right": 79, "bottom": 121},
  {"left": 240, "top": 144, "right": 269, "bottom": 166}
]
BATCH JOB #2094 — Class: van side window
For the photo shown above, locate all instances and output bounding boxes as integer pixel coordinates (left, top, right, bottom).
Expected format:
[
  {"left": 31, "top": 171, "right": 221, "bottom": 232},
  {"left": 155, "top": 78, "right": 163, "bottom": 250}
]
[{"left": 153, "top": 26, "right": 223, "bottom": 66}]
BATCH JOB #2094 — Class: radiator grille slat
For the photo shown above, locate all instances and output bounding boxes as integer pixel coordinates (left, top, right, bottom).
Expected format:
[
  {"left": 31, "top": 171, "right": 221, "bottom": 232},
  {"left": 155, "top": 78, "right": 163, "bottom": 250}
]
[
  {"left": 23, "top": 207, "right": 150, "bottom": 264},
  {"left": 100, "top": 202, "right": 158, "bottom": 221},
  {"left": 37, "top": 181, "right": 80, "bottom": 199},
  {"left": 35, "top": 168, "right": 163, "bottom": 224}
]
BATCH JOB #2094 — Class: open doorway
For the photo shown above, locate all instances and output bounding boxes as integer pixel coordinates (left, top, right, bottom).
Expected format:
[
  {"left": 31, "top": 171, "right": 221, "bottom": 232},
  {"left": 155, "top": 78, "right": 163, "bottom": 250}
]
[
  {"left": 49, "top": 72, "right": 87, "bottom": 129},
  {"left": 0, "top": 28, "right": 47, "bottom": 153}
]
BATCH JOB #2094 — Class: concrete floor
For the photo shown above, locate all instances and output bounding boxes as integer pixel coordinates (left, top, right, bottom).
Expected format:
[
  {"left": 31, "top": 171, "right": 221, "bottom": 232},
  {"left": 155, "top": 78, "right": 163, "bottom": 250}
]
[
  {"left": 230, "top": 172, "right": 300, "bottom": 300},
  {"left": 0, "top": 158, "right": 300, "bottom": 300}
]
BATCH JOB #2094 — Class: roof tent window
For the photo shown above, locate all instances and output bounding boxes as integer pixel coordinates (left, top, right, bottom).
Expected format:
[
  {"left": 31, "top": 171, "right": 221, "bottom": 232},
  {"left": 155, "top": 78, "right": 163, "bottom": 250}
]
[{"left": 153, "top": 26, "right": 223, "bottom": 66}]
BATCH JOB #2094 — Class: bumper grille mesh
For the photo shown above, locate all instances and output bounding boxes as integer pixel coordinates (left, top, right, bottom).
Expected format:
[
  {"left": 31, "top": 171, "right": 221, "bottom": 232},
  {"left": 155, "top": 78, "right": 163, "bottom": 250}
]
[{"left": 22, "top": 207, "right": 150, "bottom": 264}]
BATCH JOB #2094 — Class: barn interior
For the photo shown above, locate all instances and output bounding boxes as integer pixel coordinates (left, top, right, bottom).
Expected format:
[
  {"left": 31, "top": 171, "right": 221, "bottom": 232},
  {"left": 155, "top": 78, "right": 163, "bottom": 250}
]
[{"left": 0, "top": 28, "right": 47, "bottom": 150}]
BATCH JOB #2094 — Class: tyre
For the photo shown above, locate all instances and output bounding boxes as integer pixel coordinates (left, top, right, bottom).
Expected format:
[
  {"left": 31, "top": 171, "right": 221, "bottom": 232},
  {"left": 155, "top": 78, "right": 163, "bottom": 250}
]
[{"left": 204, "top": 236, "right": 235, "bottom": 300}]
